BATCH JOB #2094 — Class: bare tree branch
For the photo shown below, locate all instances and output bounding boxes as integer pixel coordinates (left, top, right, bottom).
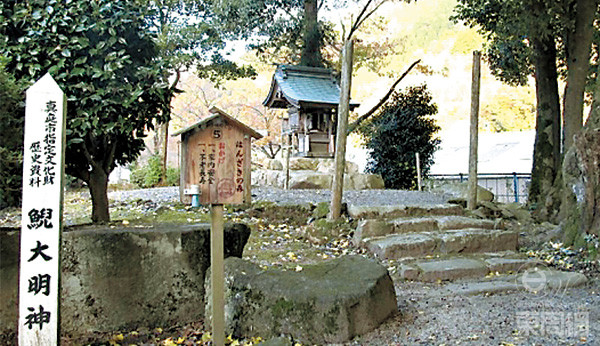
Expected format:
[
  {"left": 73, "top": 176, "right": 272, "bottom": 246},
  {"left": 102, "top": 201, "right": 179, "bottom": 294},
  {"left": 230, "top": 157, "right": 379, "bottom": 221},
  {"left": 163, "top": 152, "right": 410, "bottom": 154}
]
[{"left": 347, "top": 59, "right": 421, "bottom": 134}]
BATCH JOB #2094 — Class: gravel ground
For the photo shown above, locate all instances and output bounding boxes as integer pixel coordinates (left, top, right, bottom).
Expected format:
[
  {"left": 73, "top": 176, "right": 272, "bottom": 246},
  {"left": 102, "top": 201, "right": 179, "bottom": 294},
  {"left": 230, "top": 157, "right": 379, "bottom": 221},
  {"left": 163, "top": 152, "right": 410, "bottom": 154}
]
[
  {"left": 353, "top": 280, "right": 599, "bottom": 345},
  {"left": 107, "top": 186, "right": 599, "bottom": 345},
  {"left": 108, "top": 186, "right": 452, "bottom": 206}
]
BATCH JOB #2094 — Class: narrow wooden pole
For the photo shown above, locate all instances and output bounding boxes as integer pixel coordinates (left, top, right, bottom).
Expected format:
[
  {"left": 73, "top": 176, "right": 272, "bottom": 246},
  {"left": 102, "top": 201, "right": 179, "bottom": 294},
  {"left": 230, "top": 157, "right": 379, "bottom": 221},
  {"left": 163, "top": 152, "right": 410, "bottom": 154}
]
[
  {"left": 330, "top": 39, "right": 354, "bottom": 220},
  {"left": 284, "top": 136, "right": 291, "bottom": 190},
  {"left": 210, "top": 204, "right": 225, "bottom": 346},
  {"left": 415, "top": 152, "right": 422, "bottom": 191},
  {"left": 468, "top": 51, "right": 481, "bottom": 210}
]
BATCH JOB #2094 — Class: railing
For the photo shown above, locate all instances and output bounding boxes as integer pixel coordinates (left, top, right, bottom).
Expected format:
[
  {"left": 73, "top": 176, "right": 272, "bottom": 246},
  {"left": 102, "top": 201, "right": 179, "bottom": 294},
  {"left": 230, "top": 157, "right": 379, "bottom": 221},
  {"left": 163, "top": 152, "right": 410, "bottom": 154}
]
[{"left": 427, "top": 173, "right": 532, "bottom": 204}]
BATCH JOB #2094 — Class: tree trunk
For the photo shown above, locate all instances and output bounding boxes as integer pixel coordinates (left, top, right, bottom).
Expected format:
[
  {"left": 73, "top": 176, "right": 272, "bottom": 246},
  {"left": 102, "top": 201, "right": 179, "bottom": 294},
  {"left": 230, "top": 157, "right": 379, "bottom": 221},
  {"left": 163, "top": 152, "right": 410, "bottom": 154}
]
[
  {"left": 89, "top": 167, "right": 110, "bottom": 223},
  {"left": 560, "top": 78, "right": 600, "bottom": 245},
  {"left": 562, "top": 0, "right": 597, "bottom": 149},
  {"left": 300, "top": 0, "right": 323, "bottom": 67},
  {"left": 529, "top": 35, "right": 562, "bottom": 220},
  {"left": 330, "top": 39, "right": 353, "bottom": 220}
]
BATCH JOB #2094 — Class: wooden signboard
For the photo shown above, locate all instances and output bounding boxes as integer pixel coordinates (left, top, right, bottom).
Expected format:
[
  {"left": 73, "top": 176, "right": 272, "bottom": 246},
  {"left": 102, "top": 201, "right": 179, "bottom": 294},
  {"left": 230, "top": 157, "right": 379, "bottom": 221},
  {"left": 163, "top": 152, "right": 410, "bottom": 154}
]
[
  {"left": 18, "top": 73, "right": 66, "bottom": 345},
  {"left": 173, "top": 107, "right": 261, "bottom": 346},
  {"left": 176, "top": 107, "right": 260, "bottom": 206},
  {"left": 188, "top": 124, "right": 250, "bottom": 205}
]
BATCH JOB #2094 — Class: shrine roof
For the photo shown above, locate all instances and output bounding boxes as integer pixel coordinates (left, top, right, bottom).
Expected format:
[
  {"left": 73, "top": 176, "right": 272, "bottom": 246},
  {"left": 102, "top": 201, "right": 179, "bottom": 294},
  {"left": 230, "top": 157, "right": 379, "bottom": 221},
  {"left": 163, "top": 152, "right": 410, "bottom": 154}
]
[{"left": 263, "top": 64, "right": 360, "bottom": 110}]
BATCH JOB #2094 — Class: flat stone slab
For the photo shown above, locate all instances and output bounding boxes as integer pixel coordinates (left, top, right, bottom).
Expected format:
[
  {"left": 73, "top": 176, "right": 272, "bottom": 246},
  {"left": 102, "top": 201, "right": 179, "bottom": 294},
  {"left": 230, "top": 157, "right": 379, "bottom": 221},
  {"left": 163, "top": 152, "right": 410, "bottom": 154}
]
[
  {"left": 438, "top": 229, "right": 518, "bottom": 254},
  {"left": 347, "top": 204, "right": 464, "bottom": 219},
  {"left": 366, "top": 233, "right": 438, "bottom": 259},
  {"left": 442, "top": 269, "right": 588, "bottom": 296},
  {"left": 413, "top": 258, "right": 489, "bottom": 281},
  {"left": 205, "top": 255, "right": 397, "bottom": 344},
  {"left": 354, "top": 215, "right": 504, "bottom": 244},
  {"left": 444, "top": 281, "right": 522, "bottom": 295},
  {"left": 485, "top": 258, "right": 540, "bottom": 273},
  {"left": 516, "top": 269, "right": 588, "bottom": 291},
  {"left": 363, "top": 229, "right": 518, "bottom": 259}
]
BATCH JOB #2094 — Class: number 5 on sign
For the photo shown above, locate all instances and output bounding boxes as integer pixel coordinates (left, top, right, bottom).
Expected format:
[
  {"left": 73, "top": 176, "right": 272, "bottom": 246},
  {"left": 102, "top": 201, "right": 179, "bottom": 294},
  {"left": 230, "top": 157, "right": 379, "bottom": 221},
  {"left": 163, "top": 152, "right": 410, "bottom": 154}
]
[{"left": 18, "top": 73, "right": 66, "bottom": 345}]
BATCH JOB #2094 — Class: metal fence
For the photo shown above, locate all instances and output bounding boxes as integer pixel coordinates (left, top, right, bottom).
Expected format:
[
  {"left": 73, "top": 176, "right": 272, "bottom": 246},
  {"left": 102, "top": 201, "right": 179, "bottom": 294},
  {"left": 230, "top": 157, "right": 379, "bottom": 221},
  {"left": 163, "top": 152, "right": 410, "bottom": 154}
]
[{"left": 427, "top": 173, "right": 532, "bottom": 204}]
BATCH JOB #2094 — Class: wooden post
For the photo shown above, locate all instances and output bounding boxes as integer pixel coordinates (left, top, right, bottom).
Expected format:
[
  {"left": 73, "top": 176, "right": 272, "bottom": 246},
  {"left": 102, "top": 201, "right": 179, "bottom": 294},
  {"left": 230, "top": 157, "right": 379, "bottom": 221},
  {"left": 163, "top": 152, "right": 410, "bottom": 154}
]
[
  {"left": 330, "top": 39, "right": 354, "bottom": 220},
  {"left": 18, "top": 73, "right": 66, "bottom": 345},
  {"left": 210, "top": 204, "right": 225, "bottom": 346},
  {"left": 284, "top": 136, "right": 291, "bottom": 190},
  {"left": 415, "top": 152, "right": 422, "bottom": 191},
  {"left": 468, "top": 51, "right": 481, "bottom": 210}
]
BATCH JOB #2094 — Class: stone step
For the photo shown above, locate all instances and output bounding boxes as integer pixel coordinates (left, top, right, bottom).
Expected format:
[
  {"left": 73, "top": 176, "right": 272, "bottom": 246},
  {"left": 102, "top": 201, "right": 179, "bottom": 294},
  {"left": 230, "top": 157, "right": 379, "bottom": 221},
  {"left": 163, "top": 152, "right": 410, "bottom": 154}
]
[
  {"left": 398, "top": 256, "right": 541, "bottom": 282},
  {"left": 354, "top": 215, "right": 502, "bottom": 244},
  {"left": 362, "top": 228, "right": 518, "bottom": 260},
  {"left": 347, "top": 204, "right": 464, "bottom": 220}
]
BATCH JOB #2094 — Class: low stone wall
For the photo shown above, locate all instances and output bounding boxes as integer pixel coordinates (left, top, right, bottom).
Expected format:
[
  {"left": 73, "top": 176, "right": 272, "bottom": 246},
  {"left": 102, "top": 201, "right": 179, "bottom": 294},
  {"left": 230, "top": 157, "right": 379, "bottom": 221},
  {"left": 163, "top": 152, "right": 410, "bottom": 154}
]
[{"left": 0, "top": 223, "right": 249, "bottom": 336}]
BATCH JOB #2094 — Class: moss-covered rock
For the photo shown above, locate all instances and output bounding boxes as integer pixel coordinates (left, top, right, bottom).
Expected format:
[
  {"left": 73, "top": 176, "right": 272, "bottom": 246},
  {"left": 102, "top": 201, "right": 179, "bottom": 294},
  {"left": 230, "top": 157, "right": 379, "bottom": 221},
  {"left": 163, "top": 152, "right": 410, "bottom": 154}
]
[
  {"left": 0, "top": 223, "right": 250, "bottom": 335},
  {"left": 205, "top": 256, "right": 397, "bottom": 344}
]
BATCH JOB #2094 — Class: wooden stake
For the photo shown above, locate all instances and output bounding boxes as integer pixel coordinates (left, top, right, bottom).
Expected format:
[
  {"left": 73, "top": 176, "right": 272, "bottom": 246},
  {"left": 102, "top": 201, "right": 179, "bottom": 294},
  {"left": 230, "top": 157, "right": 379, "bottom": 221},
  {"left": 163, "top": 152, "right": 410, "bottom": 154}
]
[
  {"left": 284, "top": 137, "right": 291, "bottom": 190},
  {"left": 415, "top": 152, "right": 422, "bottom": 191},
  {"left": 330, "top": 39, "right": 354, "bottom": 220},
  {"left": 468, "top": 51, "right": 481, "bottom": 210},
  {"left": 210, "top": 204, "right": 225, "bottom": 346}
]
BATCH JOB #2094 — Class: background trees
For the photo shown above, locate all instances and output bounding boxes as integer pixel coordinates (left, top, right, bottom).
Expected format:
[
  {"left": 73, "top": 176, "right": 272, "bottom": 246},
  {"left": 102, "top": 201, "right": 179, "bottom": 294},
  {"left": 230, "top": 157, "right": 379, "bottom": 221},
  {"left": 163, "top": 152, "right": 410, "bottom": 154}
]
[
  {"left": 454, "top": 0, "right": 599, "bottom": 220},
  {"left": 0, "top": 60, "right": 25, "bottom": 209},
  {"left": 358, "top": 85, "right": 440, "bottom": 189},
  {"left": 0, "top": 0, "right": 174, "bottom": 222}
]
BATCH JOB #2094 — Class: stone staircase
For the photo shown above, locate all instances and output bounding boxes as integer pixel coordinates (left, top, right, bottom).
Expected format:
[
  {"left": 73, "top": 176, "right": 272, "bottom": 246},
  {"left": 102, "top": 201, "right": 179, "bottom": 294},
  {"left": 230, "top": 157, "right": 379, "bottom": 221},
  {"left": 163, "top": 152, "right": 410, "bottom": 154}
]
[{"left": 348, "top": 204, "right": 538, "bottom": 282}]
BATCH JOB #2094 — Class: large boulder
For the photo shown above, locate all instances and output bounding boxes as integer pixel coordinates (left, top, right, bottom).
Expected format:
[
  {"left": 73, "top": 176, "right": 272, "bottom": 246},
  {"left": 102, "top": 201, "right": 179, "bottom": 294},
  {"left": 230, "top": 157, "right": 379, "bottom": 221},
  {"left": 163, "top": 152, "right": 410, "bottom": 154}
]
[
  {"left": 316, "top": 160, "right": 359, "bottom": 174},
  {"left": 205, "top": 256, "right": 397, "bottom": 344},
  {"left": 289, "top": 158, "right": 320, "bottom": 171},
  {"left": 432, "top": 181, "right": 494, "bottom": 203},
  {"left": 347, "top": 173, "right": 385, "bottom": 190},
  {"left": 264, "top": 159, "right": 284, "bottom": 171},
  {"left": 289, "top": 172, "right": 332, "bottom": 189},
  {"left": 0, "top": 223, "right": 250, "bottom": 335}
]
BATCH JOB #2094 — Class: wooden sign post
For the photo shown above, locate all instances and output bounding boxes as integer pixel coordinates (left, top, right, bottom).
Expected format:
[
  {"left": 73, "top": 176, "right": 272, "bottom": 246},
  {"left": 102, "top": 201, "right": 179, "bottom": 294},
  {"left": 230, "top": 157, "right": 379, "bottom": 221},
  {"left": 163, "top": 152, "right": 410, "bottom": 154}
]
[
  {"left": 18, "top": 73, "right": 66, "bottom": 345},
  {"left": 172, "top": 107, "right": 262, "bottom": 346}
]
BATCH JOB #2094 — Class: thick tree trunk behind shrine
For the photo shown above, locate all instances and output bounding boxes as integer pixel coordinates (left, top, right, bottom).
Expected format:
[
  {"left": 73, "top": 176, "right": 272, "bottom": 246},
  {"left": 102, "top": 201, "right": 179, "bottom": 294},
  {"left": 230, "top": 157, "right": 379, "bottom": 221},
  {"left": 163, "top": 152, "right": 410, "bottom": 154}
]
[
  {"left": 562, "top": 0, "right": 597, "bottom": 150},
  {"left": 89, "top": 167, "right": 110, "bottom": 223},
  {"left": 528, "top": 36, "right": 562, "bottom": 221},
  {"left": 561, "top": 79, "right": 600, "bottom": 246},
  {"left": 300, "top": 0, "right": 324, "bottom": 67}
]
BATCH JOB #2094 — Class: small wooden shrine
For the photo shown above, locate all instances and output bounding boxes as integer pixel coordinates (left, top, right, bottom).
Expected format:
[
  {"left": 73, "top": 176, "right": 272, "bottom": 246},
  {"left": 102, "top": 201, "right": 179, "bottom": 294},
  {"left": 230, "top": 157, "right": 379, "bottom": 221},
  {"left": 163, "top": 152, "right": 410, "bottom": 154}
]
[
  {"left": 172, "top": 106, "right": 262, "bottom": 205},
  {"left": 263, "top": 64, "right": 359, "bottom": 157}
]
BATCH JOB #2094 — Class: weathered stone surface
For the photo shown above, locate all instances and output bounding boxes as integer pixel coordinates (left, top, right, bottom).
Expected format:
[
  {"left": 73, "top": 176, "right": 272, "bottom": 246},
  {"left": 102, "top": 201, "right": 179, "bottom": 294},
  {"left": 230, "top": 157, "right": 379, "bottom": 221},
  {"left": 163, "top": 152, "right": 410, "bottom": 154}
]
[
  {"left": 284, "top": 171, "right": 385, "bottom": 190},
  {"left": 516, "top": 269, "right": 588, "bottom": 291},
  {"left": 205, "top": 256, "right": 397, "bottom": 344},
  {"left": 432, "top": 182, "right": 494, "bottom": 202},
  {"left": 346, "top": 173, "right": 385, "bottom": 190},
  {"left": 485, "top": 258, "right": 539, "bottom": 273},
  {"left": 414, "top": 258, "right": 489, "bottom": 282},
  {"left": 265, "top": 159, "right": 284, "bottom": 170},
  {"left": 289, "top": 158, "right": 320, "bottom": 170},
  {"left": 0, "top": 223, "right": 250, "bottom": 335},
  {"left": 363, "top": 229, "right": 518, "bottom": 260},
  {"left": 289, "top": 172, "right": 332, "bottom": 189},
  {"left": 347, "top": 204, "right": 464, "bottom": 220},
  {"left": 437, "top": 229, "right": 518, "bottom": 254},
  {"left": 435, "top": 216, "right": 500, "bottom": 230},
  {"left": 443, "top": 281, "right": 521, "bottom": 296},
  {"left": 353, "top": 220, "right": 394, "bottom": 245},
  {"left": 366, "top": 233, "right": 438, "bottom": 259},
  {"left": 316, "top": 160, "right": 359, "bottom": 174},
  {"left": 0, "top": 228, "right": 18, "bottom": 335}
]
